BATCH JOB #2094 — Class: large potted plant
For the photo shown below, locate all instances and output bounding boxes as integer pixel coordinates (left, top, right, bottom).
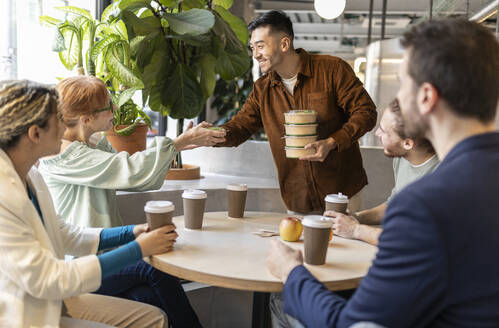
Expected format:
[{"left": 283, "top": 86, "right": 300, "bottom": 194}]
[
  {"left": 40, "top": 5, "right": 151, "bottom": 154},
  {"left": 113, "top": 0, "right": 251, "bottom": 179}
]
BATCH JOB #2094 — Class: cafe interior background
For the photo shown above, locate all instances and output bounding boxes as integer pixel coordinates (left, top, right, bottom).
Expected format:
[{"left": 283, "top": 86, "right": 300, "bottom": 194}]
[{"left": 1, "top": 0, "right": 498, "bottom": 327}]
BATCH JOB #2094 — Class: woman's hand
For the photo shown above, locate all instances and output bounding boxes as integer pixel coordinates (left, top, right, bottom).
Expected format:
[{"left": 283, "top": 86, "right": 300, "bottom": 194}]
[
  {"left": 135, "top": 224, "right": 178, "bottom": 257},
  {"left": 174, "top": 121, "right": 226, "bottom": 151},
  {"left": 133, "top": 223, "right": 149, "bottom": 238}
]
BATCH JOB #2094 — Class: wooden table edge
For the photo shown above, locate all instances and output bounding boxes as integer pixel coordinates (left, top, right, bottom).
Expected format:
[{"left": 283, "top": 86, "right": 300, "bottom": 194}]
[{"left": 150, "top": 256, "right": 365, "bottom": 292}]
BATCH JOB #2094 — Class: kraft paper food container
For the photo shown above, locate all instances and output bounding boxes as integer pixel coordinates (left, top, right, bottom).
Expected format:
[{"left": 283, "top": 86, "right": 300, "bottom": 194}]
[
  {"left": 285, "top": 146, "right": 315, "bottom": 158},
  {"left": 284, "top": 124, "right": 318, "bottom": 136},
  {"left": 284, "top": 135, "right": 318, "bottom": 147},
  {"left": 284, "top": 110, "right": 317, "bottom": 124}
]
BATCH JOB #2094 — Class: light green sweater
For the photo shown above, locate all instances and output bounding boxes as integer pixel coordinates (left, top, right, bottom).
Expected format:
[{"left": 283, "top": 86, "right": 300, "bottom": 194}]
[{"left": 38, "top": 136, "right": 177, "bottom": 228}]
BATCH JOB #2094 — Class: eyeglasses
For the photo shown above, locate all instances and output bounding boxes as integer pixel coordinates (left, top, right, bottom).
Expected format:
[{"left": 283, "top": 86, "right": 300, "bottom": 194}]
[{"left": 94, "top": 99, "right": 115, "bottom": 114}]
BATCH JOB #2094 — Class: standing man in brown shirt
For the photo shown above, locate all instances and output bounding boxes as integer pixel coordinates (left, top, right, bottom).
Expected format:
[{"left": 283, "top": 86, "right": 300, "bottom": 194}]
[{"left": 219, "top": 10, "right": 377, "bottom": 213}]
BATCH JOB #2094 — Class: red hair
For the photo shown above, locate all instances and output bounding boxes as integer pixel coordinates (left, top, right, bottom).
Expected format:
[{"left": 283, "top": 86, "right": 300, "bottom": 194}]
[{"left": 57, "top": 76, "right": 109, "bottom": 127}]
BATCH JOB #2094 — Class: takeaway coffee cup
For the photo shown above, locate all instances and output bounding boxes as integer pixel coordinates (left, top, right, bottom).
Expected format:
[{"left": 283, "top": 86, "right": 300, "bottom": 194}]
[
  {"left": 182, "top": 189, "right": 207, "bottom": 229},
  {"left": 302, "top": 215, "right": 333, "bottom": 265},
  {"left": 325, "top": 192, "right": 349, "bottom": 214},
  {"left": 144, "top": 201, "right": 175, "bottom": 230},
  {"left": 227, "top": 184, "right": 248, "bottom": 218}
]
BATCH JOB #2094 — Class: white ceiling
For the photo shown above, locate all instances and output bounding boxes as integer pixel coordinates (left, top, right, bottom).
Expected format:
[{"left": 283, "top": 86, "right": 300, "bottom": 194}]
[{"left": 250, "top": 0, "right": 498, "bottom": 57}]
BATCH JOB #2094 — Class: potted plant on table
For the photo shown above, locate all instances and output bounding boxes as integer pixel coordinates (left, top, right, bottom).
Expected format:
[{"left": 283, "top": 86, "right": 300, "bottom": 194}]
[
  {"left": 114, "top": 0, "right": 251, "bottom": 179},
  {"left": 40, "top": 4, "right": 151, "bottom": 155}
]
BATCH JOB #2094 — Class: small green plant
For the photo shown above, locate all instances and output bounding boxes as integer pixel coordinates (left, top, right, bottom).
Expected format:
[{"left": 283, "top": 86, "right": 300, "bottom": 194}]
[{"left": 40, "top": 5, "right": 150, "bottom": 136}]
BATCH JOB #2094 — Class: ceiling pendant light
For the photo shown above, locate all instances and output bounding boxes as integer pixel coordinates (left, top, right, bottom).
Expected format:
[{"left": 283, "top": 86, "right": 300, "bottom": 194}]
[{"left": 314, "top": 0, "right": 346, "bottom": 20}]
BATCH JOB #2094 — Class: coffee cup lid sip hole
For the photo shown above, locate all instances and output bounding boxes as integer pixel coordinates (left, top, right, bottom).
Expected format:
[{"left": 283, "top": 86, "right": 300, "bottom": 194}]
[
  {"left": 226, "top": 183, "right": 248, "bottom": 191},
  {"left": 325, "top": 192, "right": 349, "bottom": 203},
  {"left": 144, "top": 200, "right": 175, "bottom": 213},
  {"left": 182, "top": 189, "right": 207, "bottom": 199},
  {"left": 302, "top": 215, "right": 333, "bottom": 228}
]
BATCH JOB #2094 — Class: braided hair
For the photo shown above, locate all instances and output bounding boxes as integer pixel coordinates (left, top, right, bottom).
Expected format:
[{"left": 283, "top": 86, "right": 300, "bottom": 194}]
[{"left": 0, "top": 80, "right": 58, "bottom": 149}]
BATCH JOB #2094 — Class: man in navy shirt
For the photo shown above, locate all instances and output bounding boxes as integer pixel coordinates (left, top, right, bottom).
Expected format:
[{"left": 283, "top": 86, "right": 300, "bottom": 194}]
[{"left": 267, "top": 18, "right": 499, "bottom": 328}]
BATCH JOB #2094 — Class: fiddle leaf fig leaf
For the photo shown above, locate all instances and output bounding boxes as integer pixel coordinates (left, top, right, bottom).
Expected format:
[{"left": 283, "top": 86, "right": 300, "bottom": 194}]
[
  {"left": 215, "top": 49, "right": 251, "bottom": 80},
  {"left": 164, "top": 64, "right": 204, "bottom": 119},
  {"left": 214, "top": 5, "right": 248, "bottom": 45},
  {"left": 200, "top": 53, "right": 217, "bottom": 98},
  {"left": 164, "top": 9, "right": 214, "bottom": 36}
]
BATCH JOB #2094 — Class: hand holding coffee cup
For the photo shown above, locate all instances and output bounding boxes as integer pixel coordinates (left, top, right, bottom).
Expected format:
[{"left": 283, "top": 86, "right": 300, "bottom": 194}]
[
  {"left": 182, "top": 189, "right": 207, "bottom": 229},
  {"left": 144, "top": 201, "right": 175, "bottom": 230},
  {"left": 136, "top": 225, "right": 178, "bottom": 257},
  {"left": 227, "top": 184, "right": 248, "bottom": 218},
  {"left": 302, "top": 215, "right": 333, "bottom": 265}
]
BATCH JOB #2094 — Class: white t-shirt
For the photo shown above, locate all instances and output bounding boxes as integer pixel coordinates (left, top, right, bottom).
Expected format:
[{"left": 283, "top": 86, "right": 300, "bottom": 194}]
[{"left": 281, "top": 74, "right": 298, "bottom": 95}]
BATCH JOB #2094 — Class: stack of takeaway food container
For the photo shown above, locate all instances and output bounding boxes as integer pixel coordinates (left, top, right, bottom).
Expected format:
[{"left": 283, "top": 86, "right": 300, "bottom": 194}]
[{"left": 283, "top": 110, "right": 318, "bottom": 158}]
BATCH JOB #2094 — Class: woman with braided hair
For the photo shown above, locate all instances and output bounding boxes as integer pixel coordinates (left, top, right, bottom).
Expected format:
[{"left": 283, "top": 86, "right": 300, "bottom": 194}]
[{"left": 0, "top": 80, "right": 198, "bottom": 327}]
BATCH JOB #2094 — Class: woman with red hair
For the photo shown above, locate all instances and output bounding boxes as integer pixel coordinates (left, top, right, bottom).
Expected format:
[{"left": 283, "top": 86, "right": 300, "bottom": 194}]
[{"left": 38, "top": 76, "right": 221, "bottom": 327}]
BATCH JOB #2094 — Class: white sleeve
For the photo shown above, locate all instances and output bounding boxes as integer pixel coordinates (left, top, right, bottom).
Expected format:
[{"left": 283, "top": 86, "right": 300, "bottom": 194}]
[{"left": 0, "top": 210, "right": 101, "bottom": 300}]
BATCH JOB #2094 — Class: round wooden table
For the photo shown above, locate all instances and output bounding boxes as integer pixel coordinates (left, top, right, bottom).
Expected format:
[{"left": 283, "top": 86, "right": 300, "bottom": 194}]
[{"left": 150, "top": 211, "right": 377, "bottom": 292}]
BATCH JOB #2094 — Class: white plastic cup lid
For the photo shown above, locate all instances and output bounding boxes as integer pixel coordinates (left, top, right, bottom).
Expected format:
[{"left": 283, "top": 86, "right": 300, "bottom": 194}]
[
  {"left": 325, "top": 192, "right": 349, "bottom": 203},
  {"left": 182, "top": 189, "right": 207, "bottom": 199},
  {"left": 227, "top": 184, "right": 248, "bottom": 191},
  {"left": 144, "top": 201, "right": 174, "bottom": 213},
  {"left": 302, "top": 215, "right": 333, "bottom": 228},
  {"left": 287, "top": 110, "right": 316, "bottom": 114}
]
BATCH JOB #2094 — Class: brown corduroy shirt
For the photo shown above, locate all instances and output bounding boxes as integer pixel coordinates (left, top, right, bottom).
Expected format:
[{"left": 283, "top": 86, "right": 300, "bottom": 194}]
[{"left": 219, "top": 49, "right": 377, "bottom": 213}]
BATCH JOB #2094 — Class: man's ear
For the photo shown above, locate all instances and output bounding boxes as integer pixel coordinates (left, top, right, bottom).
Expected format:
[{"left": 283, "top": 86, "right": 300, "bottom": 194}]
[
  {"left": 403, "top": 138, "right": 414, "bottom": 151},
  {"left": 280, "top": 36, "right": 292, "bottom": 52},
  {"left": 26, "top": 125, "right": 41, "bottom": 144},
  {"left": 417, "top": 82, "right": 439, "bottom": 116}
]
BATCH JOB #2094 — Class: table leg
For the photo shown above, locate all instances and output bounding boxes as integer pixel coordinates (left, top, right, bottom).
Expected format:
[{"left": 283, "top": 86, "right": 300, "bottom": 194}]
[{"left": 252, "top": 292, "right": 271, "bottom": 328}]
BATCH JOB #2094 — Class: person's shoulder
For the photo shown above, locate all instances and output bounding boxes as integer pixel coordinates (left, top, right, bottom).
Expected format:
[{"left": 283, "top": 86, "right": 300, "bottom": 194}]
[
  {"left": 309, "top": 53, "right": 343, "bottom": 65},
  {"left": 253, "top": 73, "right": 272, "bottom": 88}
]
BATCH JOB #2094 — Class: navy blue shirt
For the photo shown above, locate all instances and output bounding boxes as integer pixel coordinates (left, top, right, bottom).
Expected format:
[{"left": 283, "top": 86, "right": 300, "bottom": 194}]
[{"left": 283, "top": 132, "right": 499, "bottom": 327}]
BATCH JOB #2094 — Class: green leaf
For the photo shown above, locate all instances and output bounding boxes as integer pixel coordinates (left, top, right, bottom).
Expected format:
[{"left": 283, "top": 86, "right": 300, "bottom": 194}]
[
  {"left": 165, "top": 32, "right": 211, "bottom": 47},
  {"left": 182, "top": 0, "right": 205, "bottom": 10},
  {"left": 142, "top": 48, "right": 169, "bottom": 88},
  {"left": 90, "top": 34, "right": 121, "bottom": 61},
  {"left": 58, "top": 25, "right": 81, "bottom": 71},
  {"left": 51, "top": 28, "right": 66, "bottom": 52},
  {"left": 101, "top": 2, "right": 121, "bottom": 23},
  {"left": 211, "top": 11, "right": 244, "bottom": 53},
  {"left": 213, "top": 0, "right": 233, "bottom": 9},
  {"left": 164, "top": 9, "right": 214, "bottom": 36},
  {"left": 200, "top": 53, "right": 216, "bottom": 98},
  {"left": 112, "top": 20, "right": 129, "bottom": 40},
  {"left": 114, "top": 120, "right": 141, "bottom": 136},
  {"left": 130, "top": 35, "right": 146, "bottom": 56},
  {"left": 159, "top": 0, "right": 178, "bottom": 7},
  {"left": 122, "top": 10, "right": 161, "bottom": 36},
  {"left": 138, "top": 108, "right": 152, "bottom": 127},
  {"left": 215, "top": 49, "right": 251, "bottom": 80},
  {"left": 119, "top": 0, "right": 151, "bottom": 12},
  {"left": 164, "top": 64, "right": 204, "bottom": 119},
  {"left": 55, "top": 6, "right": 93, "bottom": 21},
  {"left": 117, "top": 88, "right": 138, "bottom": 107},
  {"left": 39, "top": 16, "right": 61, "bottom": 27},
  {"left": 105, "top": 49, "right": 144, "bottom": 88},
  {"left": 148, "top": 84, "right": 170, "bottom": 114},
  {"left": 214, "top": 6, "right": 248, "bottom": 45}
]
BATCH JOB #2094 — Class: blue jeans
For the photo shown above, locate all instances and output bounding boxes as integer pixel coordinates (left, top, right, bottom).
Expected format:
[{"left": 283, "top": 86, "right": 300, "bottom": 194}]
[{"left": 95, "top": 260, "right": 202, "bottom": 328}]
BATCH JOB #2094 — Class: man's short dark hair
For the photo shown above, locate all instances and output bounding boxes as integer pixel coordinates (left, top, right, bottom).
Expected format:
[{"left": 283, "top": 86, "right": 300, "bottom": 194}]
[
  {"left": 248, "top": 10, "right": 294, "bottom": 40},
  {"left": 389, "top": 98, "right": 435, "bottom": 154},
  {"left": 400, "top": 18, "right": 499, "bottom": 123}
]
